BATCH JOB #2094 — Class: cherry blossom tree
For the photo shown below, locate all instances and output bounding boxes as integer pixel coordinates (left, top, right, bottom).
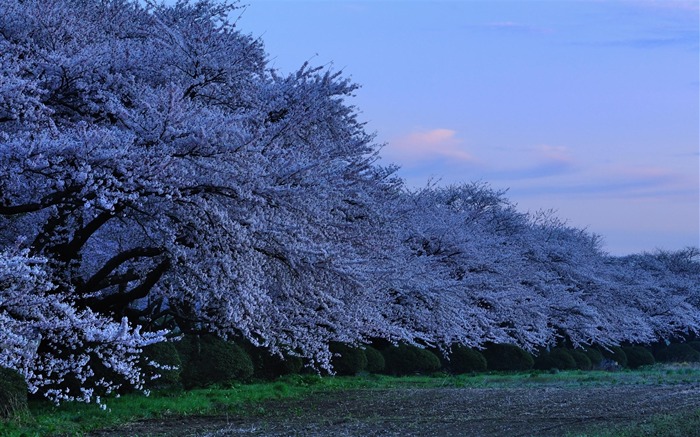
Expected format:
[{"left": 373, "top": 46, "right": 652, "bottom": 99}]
[
  {"left": 387, "top": 185, "right": 700, "bottom": 351},
  {"left": 0, "top": 0, "right": 406, "bottom": 398},
  {"left": 1, "top": 0, "right": 699, "bottom": 404}
]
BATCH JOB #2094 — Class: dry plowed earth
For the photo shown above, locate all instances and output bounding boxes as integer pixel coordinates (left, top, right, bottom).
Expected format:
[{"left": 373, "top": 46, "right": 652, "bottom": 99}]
[{"left": 93, "top": 384, "right": 700, "bottom": 436}]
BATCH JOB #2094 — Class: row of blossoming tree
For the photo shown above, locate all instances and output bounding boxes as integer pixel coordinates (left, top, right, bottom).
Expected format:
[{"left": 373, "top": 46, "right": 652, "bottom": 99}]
[{"left": 1, "top": 0, "right": 698, "bottom": 403}]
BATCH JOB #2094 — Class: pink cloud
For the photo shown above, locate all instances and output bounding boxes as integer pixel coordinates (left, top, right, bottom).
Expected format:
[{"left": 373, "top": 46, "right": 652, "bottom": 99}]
[
  {"left": 601, "top": 164, "right": 676, "bottom": 180},
  {"left": 532, "top": 144, "right": 574, "bottom": 164},
  {"left": 385, "top": 128, "right": 476, "bottom": 165}
]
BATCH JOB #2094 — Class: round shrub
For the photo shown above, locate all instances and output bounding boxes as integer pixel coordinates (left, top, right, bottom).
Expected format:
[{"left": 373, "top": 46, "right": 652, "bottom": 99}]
[
  {"left": 141, "top": 341, "right": 182, "bottom": 389},
  {"left": 622, "top": 346, "right": 655, "bottom": 369},
  {"left": 363, "top": 346, "right": 385, "bottom": 374},
  {"left": 600, "top": 346, "right": 627, "bottom": 368},
  {"left": 687, "top": 341, "right": 700, "bottom": 353},
  {"left": 0, "top": 367, "right": 27, "bottom": 420},
  {"left": 583, "top": 348, "right": 603, "bottom": 367},
  {"left": 176, "top": 335, "right": 254, "bottom": 388},
  {"left": 534, "top": 348, "right": 576, "bottom": 371},
  {"left": 482, "top": 343, "right": 534, "bottom": 371},
  {"left": 655, "top": 343, "right": 700, "bottom": 363},
  {"left": 244, "top": 345, "right": 304, "bottom": 380},
  {"left": 550, "top": 348, "right": 577, "bottom": 370},
  {"left": 569, "top": 349, "right": 592, "bottom": 370},
  {"left": 533, "top": 351, "right": 556, "bottom": 371},
  {"left": 382, "top": 344, "right": 442, "bottom": 376},
  {"left": 330, "top": 342, "right": 368, "bottom": 376},
  {"left": 448, "top": 345, "right": 487, "bottom": 374}
]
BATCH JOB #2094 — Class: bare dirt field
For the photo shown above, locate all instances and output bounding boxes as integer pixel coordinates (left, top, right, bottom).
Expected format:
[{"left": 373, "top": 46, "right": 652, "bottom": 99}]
[{"left": 92, "top": 383, "right": 700, "bottom": 437}]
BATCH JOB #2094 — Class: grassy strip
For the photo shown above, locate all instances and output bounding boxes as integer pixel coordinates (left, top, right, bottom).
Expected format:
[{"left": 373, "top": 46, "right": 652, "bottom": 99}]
[
  {"left": 3, "top": 365, "right": 700, "bottom": 436},
  {"left": 2, "top": 381, "right": 310, "bottom": 437}
]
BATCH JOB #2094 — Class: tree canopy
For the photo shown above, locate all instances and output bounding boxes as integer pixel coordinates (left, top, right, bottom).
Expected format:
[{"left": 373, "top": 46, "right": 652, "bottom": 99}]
[{"left": 1, "top": 0, "right": 698, "bottom": 403}]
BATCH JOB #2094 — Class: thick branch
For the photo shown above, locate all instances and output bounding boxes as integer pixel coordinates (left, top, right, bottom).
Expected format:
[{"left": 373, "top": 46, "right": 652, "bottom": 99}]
[
  {"left": 0, "top": 186, "right": 82, "bottom": 216},
  {"left": 80, "top": 247, "right": 164, "bottom": 294},
  {"left": 88, "top": 257, "right": 171, "bottom": 314},
  {"left": 83, "top": 270, "right": 142, "bottom": 293},
  {"left": 67, "top": 204, "right": 125, "bottom": 255},
  {"left": 181, "top": 184, "right": 240, "bottom": 199}
]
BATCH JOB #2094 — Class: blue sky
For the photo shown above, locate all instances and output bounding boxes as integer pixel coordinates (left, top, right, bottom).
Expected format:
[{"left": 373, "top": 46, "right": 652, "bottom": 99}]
[{"left": 236, "top": 0, "right": 699, "bottom": 255}]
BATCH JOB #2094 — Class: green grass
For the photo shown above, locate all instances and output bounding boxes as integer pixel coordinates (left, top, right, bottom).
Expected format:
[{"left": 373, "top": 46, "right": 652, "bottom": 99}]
[
  {"left": 2, "top": 364, "right": 699, "bottom": 436},
  {"left": 1, "top": 378, "right": 322, "bottom": 437}
]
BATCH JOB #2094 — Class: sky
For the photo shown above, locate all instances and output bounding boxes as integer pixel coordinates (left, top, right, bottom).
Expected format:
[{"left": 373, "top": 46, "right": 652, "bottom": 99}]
[{"left": 233, "top": 0, "right": 699, "bottom": 256}]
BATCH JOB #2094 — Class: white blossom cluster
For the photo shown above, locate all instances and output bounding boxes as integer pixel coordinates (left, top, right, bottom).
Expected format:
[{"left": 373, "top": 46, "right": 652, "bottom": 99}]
[
  {"left": 0, "top": 248, "right": 165, "bottom": 403},
  {"left": 386, "top": 186, "right": 700, "bottom": 351},
  {"left": 0, "top": 0, "right": 698, "bottom": 403}
]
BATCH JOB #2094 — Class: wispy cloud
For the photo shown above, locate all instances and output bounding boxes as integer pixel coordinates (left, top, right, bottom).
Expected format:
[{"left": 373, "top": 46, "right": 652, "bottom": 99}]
[
  {"left": 385, "top": 128, "right": 476, "bottom": 165},
  {"left": 485, "top": 145, "right": 578, "bottom": 180},
  {"left": 387, "top": 141, "right": 582, "bottom": 187},
  {"left": 579, "top": 31, "right": 699, "bottom": 50},
  {"left": 575, "top": 1, "right": 699, "bottom": 50},
  {"left": 534, "top": 144, "right": 574, "bottom": 164},
  {"left": 512, "top": 165, "right": 696, "bottom": 200},
  {"left": 490, "top": 161, "right": 575, "bottom": 180},
  {"left": 392, "top": 139, "right": 696, "bottom": 203}
]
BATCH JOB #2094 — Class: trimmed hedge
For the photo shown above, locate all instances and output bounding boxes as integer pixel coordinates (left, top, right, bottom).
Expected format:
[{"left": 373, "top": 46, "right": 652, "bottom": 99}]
[
  {"left": 447, "top": 345, "right": 487, "bottom": 374},
  {"left": 141, "top": 341, "right": 182, "bottom": 389},
  {"left": 244, "top": 345, "right": 304, "bottom": 380},
  {"left": 622, "top": 346, "right": 655, "bottom": 369},
  {"left": 330, "top": 342, "right": 367, "bottom": 376},
  {"left": 583, "top": 348, "right": 603, "bottom": 367},
  {"left": 569, "top": 349, "right": 593, "bottom": 370},
  {"left": 382, "top": 344, "right": 441, "bottom": 376},
  {"left": 0, "top": 367, "right": 27, "bottom": 420},
  {"left": 363, "top": 346, "right": 385, "bottom": 374},
  {"left": 534, "top": 348, "right": 576, "bottom": 371},
  {"left": 482, "top": 343, "right": 534, "bottom": 371},
  {"left": 655, "top": 343, "right": 700, "bottom": 363},
  {"left": 176, "top": 335, "right": 253, "bottom": 388},
  {"left": 600, "top": 346, "right": 628, "bottom": 368},
  {"left": 687, "top": 341, "right": 700, "bottom": 353}
]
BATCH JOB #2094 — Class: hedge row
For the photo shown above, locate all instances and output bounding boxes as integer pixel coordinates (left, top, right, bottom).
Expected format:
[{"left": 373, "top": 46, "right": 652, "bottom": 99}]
[
  {"left": 2, "top": 336, "right": 697, "bottom": 422},
  {"left": 157, "top": 337, "right": 700, "bottom": 390},
  {"left": 5, "top": 335, "right": 689, "bottom": 404}
]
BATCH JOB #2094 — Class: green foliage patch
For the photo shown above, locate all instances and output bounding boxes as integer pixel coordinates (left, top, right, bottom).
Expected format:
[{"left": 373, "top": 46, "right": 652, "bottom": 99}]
[
  {"left": 687, "top": 341, "right": 700, "bottom": 353},
  {"left": 363, "top": 346, "right": 386, "bottom": 374},
  {"left": 535, "top": 348, "right": 577, "bottom": 371},
  {"left": 0, "top": 367, "right": 27, "bottom": 420},
  {"left": 569, "top": 350, "right": 593, "bottom": 370},
  {"left": 600, "top": 346, "right": 628, "bottom": 368},
  {"left": 583, "top": 348, "right": 603, "bottom": 367},
  {"left": 242, "top": 343, "right": 304, "bottom": 381},
  {"left": 176, "top": 335, "right": 253, "bottom": 389},
  {"left": 446, "top": 345, "right": 487, "bottom": 374},
  {"left": 329, "top": 342, "right": 368, "bottom": 376},
  {"left": 141, "top": 341, "right": 182, "bottom": 390},
  {"left": 621, "top": 346, "right": 655, "bottom": 369},
  {"left": 654, "top": 343, "right": 700, "bottom": 363},
  {"left": 482, "top": 343, "right": 534, "bottom": 371},
  {"left": 382, "top": 344, "right": 442, "bottom": 376}
]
